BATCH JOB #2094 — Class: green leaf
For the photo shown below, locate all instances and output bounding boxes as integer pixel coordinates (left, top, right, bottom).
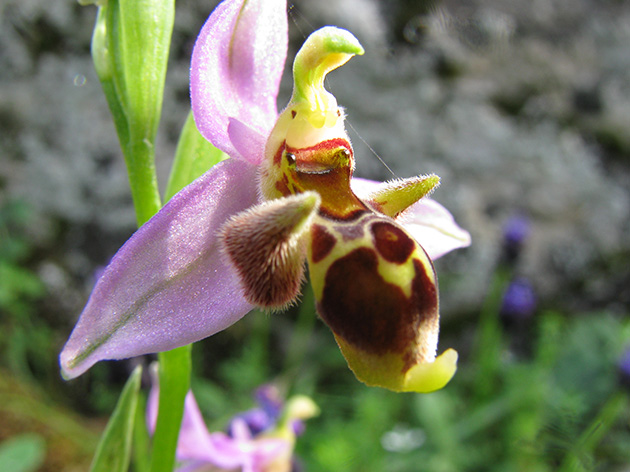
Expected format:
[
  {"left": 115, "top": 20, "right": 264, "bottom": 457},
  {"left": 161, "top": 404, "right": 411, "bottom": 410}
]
[
  {"left": 132, "top": 392, "right": 151, "bottom": 472},
  {"left": 89, "top": 365, "right": 143, "bottom": 472},
  {"left": 0, "top": 434, "right": 46, "bottom": 472},
  {"left": 164, "top": 111, "right": 227, "bottom": 202},
  {"left": 0, "top": 262, "right": 45, "bottom": 309}
]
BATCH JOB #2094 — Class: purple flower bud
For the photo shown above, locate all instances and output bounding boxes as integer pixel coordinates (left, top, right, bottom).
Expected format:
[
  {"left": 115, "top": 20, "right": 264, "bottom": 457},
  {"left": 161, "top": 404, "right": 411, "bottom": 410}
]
[
  {"left": 617, "top": 347, "right": 630, "bottom": 389},
  {"left": 500, "top": 278, "right": 537, "bottom": 321},
  {"left": 502, "top": 214, "right": 530, "bottom": 264},
  {"left": 227, "top": 408, "right": 273, "bottom": 437},
  {"left": 254, "top": 384, "right": 283, "bottom": 420}
]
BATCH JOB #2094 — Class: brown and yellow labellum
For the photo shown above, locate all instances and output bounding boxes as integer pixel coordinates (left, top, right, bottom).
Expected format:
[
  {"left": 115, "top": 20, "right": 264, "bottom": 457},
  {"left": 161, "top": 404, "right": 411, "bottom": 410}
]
[
  {"left": 220, "top": 192, "right": 321, "bottom": 309},
  {"left": 307, "top": 213, "right": 455, "bottom": 392}
]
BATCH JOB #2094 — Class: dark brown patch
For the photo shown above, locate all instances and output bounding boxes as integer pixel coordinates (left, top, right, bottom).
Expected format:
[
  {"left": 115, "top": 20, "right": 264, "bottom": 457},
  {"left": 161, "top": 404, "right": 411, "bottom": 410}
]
[
  {"left": 411, "top": 258, "right": 438, "bottom": 324},
  {"left": 317, "top": 249, "right": 439, "bottom": 362},
  {"left": 318, "top": 248, "right": 415, "bottom": 355},
  {"left": 371, "top": 221, "right": 415, "bottom": 264},
  {"left": 311, "top": 224, "right": 337, "bottom": 263},
  {"left": 291, "top": 110, "right": 297, "bottom": 118}
]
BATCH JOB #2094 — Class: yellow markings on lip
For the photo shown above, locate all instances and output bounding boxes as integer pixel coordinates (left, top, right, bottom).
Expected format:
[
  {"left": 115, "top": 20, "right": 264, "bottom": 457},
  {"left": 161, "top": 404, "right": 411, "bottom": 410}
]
[
  {"left": 309, "top": 217, "right": 436, "bottom": 301},
  {"left": 308, "top": 215, "right": 371, "bottom": 302},
  {"left": 335, "top": 337, "right": 458, "bottom": 392}
]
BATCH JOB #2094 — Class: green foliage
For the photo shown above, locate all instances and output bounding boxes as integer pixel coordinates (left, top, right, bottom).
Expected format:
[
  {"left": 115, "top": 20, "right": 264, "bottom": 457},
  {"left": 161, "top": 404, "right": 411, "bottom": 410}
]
[
  {"left": 0, "top": 199, "right": 51, "bottom": 383},
  {"left": 287, "top": 311, "right": 628, "bottom": 472},
  {"left": 89, "top": 366, "right": 142, "bottom": 472},
  {"left": 0, "top": 434, "right": 46, "bottom": 472},
  {"left": 164, "top": 111, "right": 227, "bottom": 202}
]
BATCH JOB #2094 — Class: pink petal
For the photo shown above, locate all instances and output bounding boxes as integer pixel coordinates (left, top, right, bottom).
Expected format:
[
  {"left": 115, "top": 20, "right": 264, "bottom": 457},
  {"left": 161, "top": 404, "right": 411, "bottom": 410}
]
[
  {"left": 60, "top": 159, "right": 259, "bottom": 379},
  {"left": 147, "top": 368, "right": 218, "bottom": 463},
  {"left": 148, "top": 369, "right": 284, "bottom": 472},
  {"left": 227, "top": 118, "right": 268, "bottom": 166},
  {"left": 399, "top": 198, "right": 472, "bottom": 260},
  {"left": 351, "top": 177, "right": 471, "bottom": 260},
  {"left": 190, "top": 0, "right": 288, "bottom": 165}
]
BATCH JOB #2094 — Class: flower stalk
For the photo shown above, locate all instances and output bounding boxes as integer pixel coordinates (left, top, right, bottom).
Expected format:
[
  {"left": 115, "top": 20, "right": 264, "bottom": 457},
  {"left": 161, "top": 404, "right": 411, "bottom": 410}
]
[
  {"left": 87, "top": 1, "right": 189, "bottom": 470},
  {"left": 89, "top": 0, "right": 174, "bottom": 225}
]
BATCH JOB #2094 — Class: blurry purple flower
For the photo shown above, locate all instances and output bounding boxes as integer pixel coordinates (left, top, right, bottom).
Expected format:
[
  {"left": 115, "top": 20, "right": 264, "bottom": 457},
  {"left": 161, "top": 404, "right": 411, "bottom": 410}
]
[
  {"left": 254, "top": 385, "right": 283, "bottom": 421},
  {"left": 228, "top": 409, "right": 273, "bottom": 438},
  {"left": 228, "top": 385, "right": 303, "bottom": 439},
  {"left": 617, "top": 347, "right": 630, "bottom": 389},
  {"left": 148, "top": 376, "right": 292, "bottom": 472},
  {"left": 501, "top": 213, "right": 530, "bottom": 264},
  {"left": 148, "top": 369, "right": 317, "bottom": 472},
  {"left": 59, "top": 0, "right": 471, "bottom": 381},
  {"left": 500, "top": 278, "right": 537, "bottom": 321},
  {"left": 290, "top": 420, "right": 305, "bottom": 437}
]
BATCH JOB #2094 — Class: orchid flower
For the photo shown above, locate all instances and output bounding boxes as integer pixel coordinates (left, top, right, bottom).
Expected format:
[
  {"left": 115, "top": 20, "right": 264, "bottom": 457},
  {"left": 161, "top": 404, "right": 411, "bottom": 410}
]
[
  {"left": 60, "top": 0, "right": 470, "bottom": 392},
  {"left": 147, "top": 368, "right": 318, "bottom": 472}
]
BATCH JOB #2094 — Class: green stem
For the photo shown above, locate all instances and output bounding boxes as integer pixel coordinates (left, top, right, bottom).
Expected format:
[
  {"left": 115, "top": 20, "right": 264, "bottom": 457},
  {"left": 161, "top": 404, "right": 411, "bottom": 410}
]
[
  {"left": 149, "top": 345, "right": 193, "bottom": 472},
  {"left": 472, "top": 267, "right": 510, "bottom": 402},
  {"left": 89, "top": 0, "right": 187, "bottom": 470},
  {"left": 125, "top": 134, "right": 162, "bottom": 226}
]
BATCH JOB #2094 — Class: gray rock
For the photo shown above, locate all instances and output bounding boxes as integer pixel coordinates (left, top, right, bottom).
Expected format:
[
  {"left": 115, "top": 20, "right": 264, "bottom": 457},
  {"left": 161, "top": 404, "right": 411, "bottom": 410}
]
[{"left": 2, "top": 0, "right": 629, "bottom": 318}]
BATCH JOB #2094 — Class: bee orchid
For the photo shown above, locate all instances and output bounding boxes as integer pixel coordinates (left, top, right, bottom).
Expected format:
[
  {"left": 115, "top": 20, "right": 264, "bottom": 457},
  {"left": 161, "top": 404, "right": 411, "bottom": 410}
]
[{"left": 60, "top": 0, "right": 470, "bottom": 392}]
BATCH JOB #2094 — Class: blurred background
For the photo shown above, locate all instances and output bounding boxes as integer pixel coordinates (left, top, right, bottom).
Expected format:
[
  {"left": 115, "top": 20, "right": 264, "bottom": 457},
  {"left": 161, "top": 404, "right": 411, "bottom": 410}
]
[{"left": 1, "top": 0, "right": 629, "bottom": 470}]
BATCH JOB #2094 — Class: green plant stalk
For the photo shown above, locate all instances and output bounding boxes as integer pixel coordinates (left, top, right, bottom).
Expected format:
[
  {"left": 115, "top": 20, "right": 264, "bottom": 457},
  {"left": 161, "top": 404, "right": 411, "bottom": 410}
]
[
  {"left": 472, "top": 266, "right": 510, "bottom": 402},
  {"left": 89, "top": 0, "right": 193, "bottom": 470},
  {"left": 150, "top": 345, "right": 192, "bottom": 472},
  {"left": 91, "top": 0, "right": 175, "bottom": 226},
  {"left": 505, "top": 315, "right": 563, "bottom": 472},
  {"left": 455, "top": 394, "right": 513, "bottom": 441},
  {"left": 126, "top": 135, "right": 162, "bottom": 226},
  {"left": 415, "top": 392, "right": 459, "bottom": 471}
]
